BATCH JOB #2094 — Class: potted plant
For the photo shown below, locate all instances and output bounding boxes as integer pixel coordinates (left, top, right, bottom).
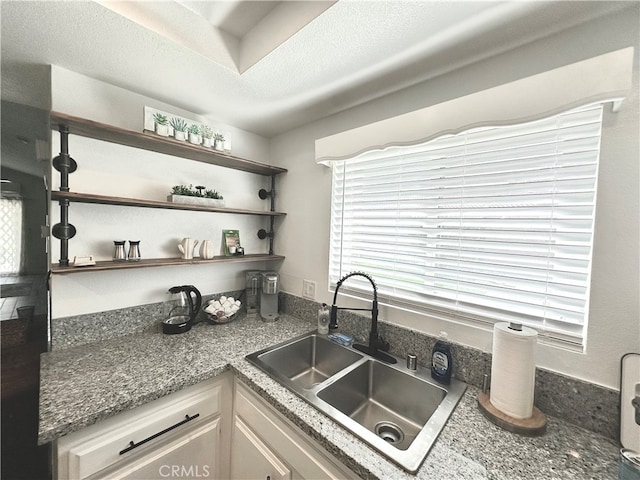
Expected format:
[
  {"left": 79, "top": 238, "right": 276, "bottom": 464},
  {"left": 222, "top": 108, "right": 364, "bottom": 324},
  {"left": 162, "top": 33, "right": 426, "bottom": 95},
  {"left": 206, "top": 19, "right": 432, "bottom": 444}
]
[
  {"left": 170, "top": 117, "right": 188, "bottom": 141},
  {"left": 213, "top": 132, "right": 225, "bottom": 151},
  {"left": 153, "top": 113, "right": 169, "bottom": 137},
  {"left": 200, "top": 125, "right": 213, "bottom": 148},
  {"left": 187, "top": 124, "right": 201, "bottom": 145},
  {"left": 168, "top": 184, "right": 224, "bottom": 207},
  {"left": 204, "top": 188, "right": 223, "bottom": 201}
]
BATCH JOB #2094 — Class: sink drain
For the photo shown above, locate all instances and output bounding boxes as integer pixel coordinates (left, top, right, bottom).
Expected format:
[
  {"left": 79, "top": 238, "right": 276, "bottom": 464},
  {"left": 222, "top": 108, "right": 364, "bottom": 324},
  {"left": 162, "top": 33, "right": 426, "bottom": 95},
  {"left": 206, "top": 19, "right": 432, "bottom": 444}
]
[{"left": 375, "top": 422, "right": 405, "bottom": 445}]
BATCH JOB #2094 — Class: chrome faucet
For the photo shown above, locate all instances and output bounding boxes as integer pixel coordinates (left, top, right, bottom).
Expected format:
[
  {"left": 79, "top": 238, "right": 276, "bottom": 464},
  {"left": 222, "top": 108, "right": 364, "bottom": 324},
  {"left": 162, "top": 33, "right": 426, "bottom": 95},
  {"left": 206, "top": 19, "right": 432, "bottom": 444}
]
[{"left": 330, "top": 271, "right": 397, "bottom": 364}]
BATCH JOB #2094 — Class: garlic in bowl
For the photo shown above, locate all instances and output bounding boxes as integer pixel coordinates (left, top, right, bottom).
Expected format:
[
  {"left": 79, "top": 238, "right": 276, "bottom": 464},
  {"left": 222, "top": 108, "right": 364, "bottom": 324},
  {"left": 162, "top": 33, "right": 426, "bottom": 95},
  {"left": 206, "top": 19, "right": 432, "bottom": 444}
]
[{"left": 204, "top": 296, "right": 241, "bottom": 324}]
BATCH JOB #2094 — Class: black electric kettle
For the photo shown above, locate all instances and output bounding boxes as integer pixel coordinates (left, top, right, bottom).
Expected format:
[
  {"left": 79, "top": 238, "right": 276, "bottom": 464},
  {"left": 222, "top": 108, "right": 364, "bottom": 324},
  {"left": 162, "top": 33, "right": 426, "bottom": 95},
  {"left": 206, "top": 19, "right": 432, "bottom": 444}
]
[{"left": 162, "top": 285, "right": 202, "bottom": 334}]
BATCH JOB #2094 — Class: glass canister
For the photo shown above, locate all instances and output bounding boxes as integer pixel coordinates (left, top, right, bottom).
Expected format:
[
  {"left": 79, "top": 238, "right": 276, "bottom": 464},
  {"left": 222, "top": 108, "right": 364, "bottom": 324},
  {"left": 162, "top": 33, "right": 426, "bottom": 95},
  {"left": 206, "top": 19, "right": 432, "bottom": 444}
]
[
  {"left": 113, "top": 240, "right": 126, "bottom": 262},
  {"left": 128, "top": 240, "right": 141, "bottom": 261},
  {"left": 245, "top": 270, "right": 261, "bottom": 318}
]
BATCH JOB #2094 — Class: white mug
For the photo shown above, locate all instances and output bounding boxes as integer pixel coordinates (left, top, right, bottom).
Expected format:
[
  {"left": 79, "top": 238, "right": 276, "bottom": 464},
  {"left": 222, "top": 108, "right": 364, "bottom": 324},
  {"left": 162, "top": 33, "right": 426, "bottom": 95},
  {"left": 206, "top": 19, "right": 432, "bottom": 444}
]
[
  {"left": 178, "top": 237, "right": 198, "bottom": 260},
  {"left": 199, "top": 240, "right": 215, "bottom": 260}
]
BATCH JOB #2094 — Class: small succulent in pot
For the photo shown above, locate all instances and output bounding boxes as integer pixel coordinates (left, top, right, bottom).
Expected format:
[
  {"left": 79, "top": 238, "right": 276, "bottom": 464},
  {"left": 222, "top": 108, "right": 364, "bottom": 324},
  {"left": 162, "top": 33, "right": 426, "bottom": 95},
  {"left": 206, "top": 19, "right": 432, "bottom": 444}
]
[
  {"left": 200, "top": 125, "right": 214, "bottom": 147},
  {"left": 213, "top": 132, "right": 225, "bottom": 151},
  {"left": 200, "top": 125, "right": 213, "bottom": 138},
  {"left": 169, "top": 117, "right": 188, "bottom": 140},
  {"left": 187, "top": 124, "right": 201, "bottom": 145},
  {"left": 153, "top": 113, "right": 169, "bottom": 136}
]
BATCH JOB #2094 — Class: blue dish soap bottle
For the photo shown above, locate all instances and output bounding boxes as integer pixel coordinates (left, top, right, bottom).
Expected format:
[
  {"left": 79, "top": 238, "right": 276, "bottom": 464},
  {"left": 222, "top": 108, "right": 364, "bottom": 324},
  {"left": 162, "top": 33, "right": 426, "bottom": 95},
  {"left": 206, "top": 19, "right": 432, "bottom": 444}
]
[{"left": 431, "top": 332, "right": 452, "bottom": 384}]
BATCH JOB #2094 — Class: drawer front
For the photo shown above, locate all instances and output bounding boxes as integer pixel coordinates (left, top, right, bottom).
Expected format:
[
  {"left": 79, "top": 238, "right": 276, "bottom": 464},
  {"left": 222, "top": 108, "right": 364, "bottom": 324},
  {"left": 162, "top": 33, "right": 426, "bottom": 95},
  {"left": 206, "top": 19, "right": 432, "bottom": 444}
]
[
  {"left": 92, "top": 417, "right": 221, "bottom": 480},
  {"left": 58, "top": 374, "right": 230, "bottom": 480}
]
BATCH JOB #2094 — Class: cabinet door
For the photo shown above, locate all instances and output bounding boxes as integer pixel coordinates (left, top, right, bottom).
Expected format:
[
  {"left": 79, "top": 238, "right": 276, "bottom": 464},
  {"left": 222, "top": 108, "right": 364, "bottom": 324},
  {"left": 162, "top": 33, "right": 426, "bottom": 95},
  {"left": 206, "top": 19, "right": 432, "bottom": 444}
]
[
  {"left": 230, "top": 417, "right": 291, "bottom": 480},
  {"left": 94, "top": 418, "right": 220, "bottom": 480},
  {"left": 234, "top": 381, "right": 358, "bottom": 480}
]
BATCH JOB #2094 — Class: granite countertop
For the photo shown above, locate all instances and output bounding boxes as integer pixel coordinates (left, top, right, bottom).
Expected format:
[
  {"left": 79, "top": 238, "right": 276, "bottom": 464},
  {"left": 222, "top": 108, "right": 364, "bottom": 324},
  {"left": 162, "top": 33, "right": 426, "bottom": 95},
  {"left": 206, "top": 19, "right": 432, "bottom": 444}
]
[{"left": 39, "top": 314, "right": 620, "bottom": 479}]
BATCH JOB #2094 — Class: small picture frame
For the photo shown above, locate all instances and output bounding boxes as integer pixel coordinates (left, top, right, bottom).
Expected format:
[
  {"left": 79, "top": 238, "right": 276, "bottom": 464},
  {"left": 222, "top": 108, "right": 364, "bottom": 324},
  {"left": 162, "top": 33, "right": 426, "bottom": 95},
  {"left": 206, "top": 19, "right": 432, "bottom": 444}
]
[{"left": 222, "top": 229, "right": 241, "bottom": 256}]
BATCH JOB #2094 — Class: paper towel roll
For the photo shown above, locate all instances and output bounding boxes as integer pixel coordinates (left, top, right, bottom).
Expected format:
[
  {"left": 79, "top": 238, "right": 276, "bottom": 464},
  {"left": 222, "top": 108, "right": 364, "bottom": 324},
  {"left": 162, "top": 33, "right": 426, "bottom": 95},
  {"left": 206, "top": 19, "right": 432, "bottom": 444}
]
[{"left": 490, "top": 322, "right": 537, "bottom": 419}]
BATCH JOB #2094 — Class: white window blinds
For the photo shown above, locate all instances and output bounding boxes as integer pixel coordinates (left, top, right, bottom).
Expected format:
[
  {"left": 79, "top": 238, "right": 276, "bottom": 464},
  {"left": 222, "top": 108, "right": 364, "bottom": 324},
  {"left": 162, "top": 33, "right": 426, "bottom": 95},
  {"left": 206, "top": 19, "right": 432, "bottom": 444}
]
[{"left": 329, "top": 103, "right": 604, "bottom": 350}]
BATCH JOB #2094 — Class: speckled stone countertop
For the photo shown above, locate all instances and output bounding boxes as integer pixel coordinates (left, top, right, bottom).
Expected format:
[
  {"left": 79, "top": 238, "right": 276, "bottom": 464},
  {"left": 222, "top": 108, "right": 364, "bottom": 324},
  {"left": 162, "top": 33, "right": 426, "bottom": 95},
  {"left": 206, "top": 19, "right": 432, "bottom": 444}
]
[{"left": 39, "top": 314, "right": 620, "bottom": 479}]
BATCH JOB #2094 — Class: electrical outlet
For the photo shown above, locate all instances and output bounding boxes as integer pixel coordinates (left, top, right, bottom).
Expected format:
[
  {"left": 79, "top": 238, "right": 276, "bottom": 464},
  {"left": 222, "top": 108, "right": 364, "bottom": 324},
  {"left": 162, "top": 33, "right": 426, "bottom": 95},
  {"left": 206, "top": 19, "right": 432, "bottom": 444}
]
[{"left": 302, "top": 280, "right": 316, "bottom": 300}]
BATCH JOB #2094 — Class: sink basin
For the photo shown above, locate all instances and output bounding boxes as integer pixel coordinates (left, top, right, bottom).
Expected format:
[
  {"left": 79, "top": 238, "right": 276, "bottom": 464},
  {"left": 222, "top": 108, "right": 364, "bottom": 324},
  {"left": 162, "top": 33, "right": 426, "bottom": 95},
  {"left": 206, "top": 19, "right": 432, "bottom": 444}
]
[
  {"left": 247, "top": 333, "right": 363, "bottom": 389},
  {"left": 317, "top": 359, "right": 445, "bottom": 451},
  {"left": 246, "top": 333, "right": 466, "bottom": 473}
]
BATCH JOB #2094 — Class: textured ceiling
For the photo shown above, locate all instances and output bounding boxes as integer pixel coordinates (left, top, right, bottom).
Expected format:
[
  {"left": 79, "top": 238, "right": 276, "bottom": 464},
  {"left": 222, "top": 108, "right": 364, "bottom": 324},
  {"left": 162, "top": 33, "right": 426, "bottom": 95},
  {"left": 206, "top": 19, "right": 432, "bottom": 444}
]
[{"left": 0, "top": 1, "right": 632, "bottom": 138}]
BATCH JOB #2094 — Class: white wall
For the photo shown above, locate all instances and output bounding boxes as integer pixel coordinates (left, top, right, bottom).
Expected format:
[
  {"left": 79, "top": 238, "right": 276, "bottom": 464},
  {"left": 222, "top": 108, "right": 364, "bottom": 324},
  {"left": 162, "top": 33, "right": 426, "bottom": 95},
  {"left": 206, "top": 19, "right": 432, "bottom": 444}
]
[
  {"left": 271, "top": 8, "right": 640, "bottom": 390},
  {"left": 49, "top": 67, "right": 274, "bottom": 318}
]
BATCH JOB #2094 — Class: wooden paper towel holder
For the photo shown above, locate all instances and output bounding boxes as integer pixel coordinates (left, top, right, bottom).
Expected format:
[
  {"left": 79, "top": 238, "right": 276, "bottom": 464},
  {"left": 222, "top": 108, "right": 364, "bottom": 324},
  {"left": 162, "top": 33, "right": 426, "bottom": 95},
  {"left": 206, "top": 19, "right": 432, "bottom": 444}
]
[{"left": 477, "top": 391, "right": 547, "bottom": 436}]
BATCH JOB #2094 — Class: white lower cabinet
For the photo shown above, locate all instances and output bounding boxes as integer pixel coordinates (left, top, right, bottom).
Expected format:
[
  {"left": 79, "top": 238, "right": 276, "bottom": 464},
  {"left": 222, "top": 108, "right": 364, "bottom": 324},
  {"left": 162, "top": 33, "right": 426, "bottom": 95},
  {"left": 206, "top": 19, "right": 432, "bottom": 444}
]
[
  {"left": 230, "top": 380, "right": 359, "bottom": 480},
  {"left": 55, "top": 373, "right": 232, "bottom": 480},
  {"left": 56, "top": 373, "right": 358, "bottom": 480},
  {"left": 230, "top": 417, "right": 291, "bottom": 480}
]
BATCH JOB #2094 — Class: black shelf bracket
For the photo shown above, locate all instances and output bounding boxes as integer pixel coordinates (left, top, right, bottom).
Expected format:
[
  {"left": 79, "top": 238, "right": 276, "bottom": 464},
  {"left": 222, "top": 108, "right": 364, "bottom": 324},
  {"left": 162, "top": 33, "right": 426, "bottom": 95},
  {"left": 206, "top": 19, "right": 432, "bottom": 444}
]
[
  {"left": 52, "top": 125, "right": 77, "bottom": 267},
  {"left": 257, "top": 175, "right": 277, "bottom": 255}
]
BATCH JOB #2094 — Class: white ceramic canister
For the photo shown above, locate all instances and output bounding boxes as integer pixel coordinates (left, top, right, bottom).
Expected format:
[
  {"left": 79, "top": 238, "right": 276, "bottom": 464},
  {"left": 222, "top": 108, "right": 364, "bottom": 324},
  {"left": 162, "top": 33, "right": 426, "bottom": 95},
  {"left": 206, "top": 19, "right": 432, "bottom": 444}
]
[
  {"left": 178, "top": 237, "right": 198, "bottom": 260},
  {"left": 199, "top": 240, "right": 215, "bottom": 259}
]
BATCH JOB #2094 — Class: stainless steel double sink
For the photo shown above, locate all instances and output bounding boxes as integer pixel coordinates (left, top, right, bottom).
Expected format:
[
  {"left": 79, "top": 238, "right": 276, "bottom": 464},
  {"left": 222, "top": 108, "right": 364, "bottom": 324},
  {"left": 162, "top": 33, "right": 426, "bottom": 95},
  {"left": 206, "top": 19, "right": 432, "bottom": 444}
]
[{"left": 246, "top": 333, "right": 467, "bottom": 473}]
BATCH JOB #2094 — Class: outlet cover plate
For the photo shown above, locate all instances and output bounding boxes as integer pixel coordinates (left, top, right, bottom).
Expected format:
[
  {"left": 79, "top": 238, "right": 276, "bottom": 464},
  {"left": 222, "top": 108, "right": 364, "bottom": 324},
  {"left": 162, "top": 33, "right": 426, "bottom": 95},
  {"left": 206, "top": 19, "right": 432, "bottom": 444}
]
[{"left": 302, "top": 280, "right": 316, "bottom": 300}]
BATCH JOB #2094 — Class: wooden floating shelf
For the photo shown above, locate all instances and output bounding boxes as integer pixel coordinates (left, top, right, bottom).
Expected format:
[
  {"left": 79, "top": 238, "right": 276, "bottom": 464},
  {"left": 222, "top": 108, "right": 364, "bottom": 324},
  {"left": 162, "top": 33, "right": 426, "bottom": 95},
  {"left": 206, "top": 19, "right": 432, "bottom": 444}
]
[
  {"left": 50, "top": 111, "right": 287, "bottom": 177},
  {"left": 51, "top": 191, "right": 287, "bottom": 217},
  {"left": 50, "top": 254, "right": 285, "bottom": 274}
]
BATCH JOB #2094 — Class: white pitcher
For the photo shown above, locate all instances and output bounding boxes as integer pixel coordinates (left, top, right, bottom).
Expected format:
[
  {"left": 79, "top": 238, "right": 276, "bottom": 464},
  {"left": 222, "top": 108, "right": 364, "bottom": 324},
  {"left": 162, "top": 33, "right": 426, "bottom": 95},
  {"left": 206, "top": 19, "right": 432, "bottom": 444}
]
[
  {"left": 199, "top": 240, "right": 215, "bottom": 260},
  {"left": 178, "top": 237, "right": 198, "bottom": 260}
]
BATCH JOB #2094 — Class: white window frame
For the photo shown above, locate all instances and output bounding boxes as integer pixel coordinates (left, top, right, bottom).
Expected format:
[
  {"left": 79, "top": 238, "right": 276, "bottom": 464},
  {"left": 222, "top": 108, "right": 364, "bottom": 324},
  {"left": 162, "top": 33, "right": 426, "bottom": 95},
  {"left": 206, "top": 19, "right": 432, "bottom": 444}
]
[{"left": 328, "top": 103, "right": 606, "bottom": 351}]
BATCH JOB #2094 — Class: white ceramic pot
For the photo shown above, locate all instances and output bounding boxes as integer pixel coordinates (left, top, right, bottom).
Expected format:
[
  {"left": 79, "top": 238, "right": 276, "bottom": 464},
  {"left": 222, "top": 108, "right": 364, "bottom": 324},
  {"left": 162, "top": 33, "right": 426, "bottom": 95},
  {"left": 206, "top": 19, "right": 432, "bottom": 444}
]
[
  {"left": 155, "top": 124, "right": 169, "bottom": 137},
  {"left": 199, "top": 240, "right": 215, "bottom": 259},
  {"left": 174, "top": 131, "right": 186, "bottom": 141},
  {"left": 189, "top": 133, "right": 200, "bottom": 145},
  {"left": 203, "top": 137, "right": 212, "bottom": 148},
  {"left": 214, "top": 140, "right": 224, "bottom": 151}
]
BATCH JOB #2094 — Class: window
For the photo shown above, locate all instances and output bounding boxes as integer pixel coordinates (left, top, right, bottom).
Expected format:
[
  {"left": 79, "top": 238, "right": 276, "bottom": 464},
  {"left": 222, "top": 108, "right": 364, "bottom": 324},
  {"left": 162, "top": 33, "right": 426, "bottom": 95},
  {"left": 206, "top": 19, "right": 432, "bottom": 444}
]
[
  {"left": 0, "top": 197, "right": 23, "bottom": 275},
  {"left": 329, "top": 104, "right": 604, "bottom": 350}
]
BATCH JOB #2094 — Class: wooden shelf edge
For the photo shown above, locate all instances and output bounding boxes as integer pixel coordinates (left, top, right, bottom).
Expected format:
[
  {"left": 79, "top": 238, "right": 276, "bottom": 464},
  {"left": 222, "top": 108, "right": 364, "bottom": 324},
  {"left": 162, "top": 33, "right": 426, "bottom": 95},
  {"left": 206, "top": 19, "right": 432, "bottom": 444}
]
[
  {"left": 50, "top": 254, "right": 285, "bottom": 274},
  {"left": 50, "top": 191, "right": 286, "bottom": 217},
  {"left": 50, "top": 111, "right": 287, "bottom": 176}
]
